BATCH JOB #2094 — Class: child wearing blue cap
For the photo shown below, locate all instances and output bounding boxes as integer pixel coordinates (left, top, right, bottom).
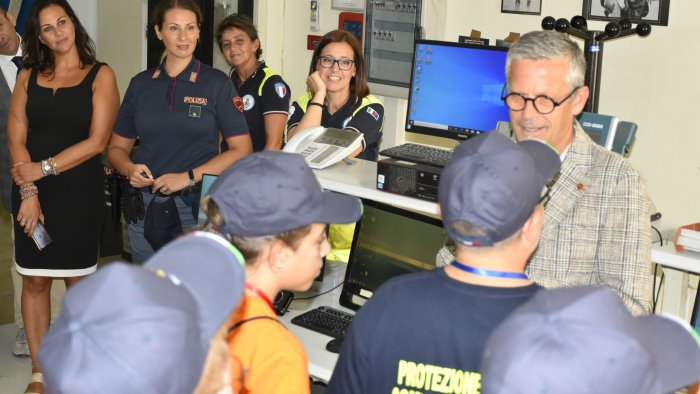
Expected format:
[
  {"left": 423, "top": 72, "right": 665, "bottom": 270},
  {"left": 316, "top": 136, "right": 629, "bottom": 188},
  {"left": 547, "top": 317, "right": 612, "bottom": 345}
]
[
  {"left": 202, "top": 150, "right": 362, "bottom": 393},
  {"left": 327, "top": 131, "right": 561, "bottom": 394}
]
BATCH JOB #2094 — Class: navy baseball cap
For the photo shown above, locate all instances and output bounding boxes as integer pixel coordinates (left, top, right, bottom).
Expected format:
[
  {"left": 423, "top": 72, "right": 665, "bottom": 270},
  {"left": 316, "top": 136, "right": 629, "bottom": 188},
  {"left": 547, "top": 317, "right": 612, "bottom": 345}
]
[
  {"left": 438, "top": 132, "right": 560, "bottom": 246},
  {"left": 209, "top": 151, "right": 362, "bottom": 237},
  {"left": 480, "top": 287, "right": 700, "bottom": 394},
  {"left": 39, "top": 232, "right": 246, "bottom": 394}
]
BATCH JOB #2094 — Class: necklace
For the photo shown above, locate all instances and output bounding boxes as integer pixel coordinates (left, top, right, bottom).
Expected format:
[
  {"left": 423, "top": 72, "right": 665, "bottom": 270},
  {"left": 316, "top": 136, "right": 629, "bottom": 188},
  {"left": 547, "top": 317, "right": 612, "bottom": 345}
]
[
  {"left": 245, "top": 283, "right": 276, "bottom": 313},
  {"left": 451, "top": 260, "right": 528, "bottom": 280}
]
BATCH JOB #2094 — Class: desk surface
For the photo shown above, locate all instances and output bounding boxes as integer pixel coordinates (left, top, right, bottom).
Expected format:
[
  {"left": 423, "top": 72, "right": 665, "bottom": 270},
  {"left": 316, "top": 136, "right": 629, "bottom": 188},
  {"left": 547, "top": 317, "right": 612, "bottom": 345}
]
[
  {"left": 313, "top": 159, "right": 439, "bottom": 215},
  {"left": 280, "top": 261, "right": 352, "bottom": 383},
  {"left": 652, "top": 243, "right": 700, "bottom": 274}
]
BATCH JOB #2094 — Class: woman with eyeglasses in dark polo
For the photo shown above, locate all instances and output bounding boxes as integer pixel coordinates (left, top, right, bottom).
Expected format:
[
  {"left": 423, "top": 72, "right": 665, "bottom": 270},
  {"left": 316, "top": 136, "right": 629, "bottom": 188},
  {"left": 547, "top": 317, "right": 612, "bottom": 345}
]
[{"left": 287, "top": 30, "right": 384, "bottom": 161}]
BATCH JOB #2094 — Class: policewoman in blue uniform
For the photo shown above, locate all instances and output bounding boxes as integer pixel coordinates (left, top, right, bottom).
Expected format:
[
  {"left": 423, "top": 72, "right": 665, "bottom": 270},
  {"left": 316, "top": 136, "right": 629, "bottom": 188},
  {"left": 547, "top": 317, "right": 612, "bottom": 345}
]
[
  {"left": 108, "top": 0, "right": 252, "bottom": 264},
  {"left": 287, "top": 30, "right": 384, "bottom": 161},
  {"left": 216, "top": 14, "right": 290, "bottom": 152}
]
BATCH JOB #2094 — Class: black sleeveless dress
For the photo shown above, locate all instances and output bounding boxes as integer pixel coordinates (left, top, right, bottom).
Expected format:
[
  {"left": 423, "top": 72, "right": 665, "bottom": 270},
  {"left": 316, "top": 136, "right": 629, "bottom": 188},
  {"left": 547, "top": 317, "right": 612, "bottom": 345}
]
[{"left": 12, "top": 63, "right": 104, "bottom": 276}]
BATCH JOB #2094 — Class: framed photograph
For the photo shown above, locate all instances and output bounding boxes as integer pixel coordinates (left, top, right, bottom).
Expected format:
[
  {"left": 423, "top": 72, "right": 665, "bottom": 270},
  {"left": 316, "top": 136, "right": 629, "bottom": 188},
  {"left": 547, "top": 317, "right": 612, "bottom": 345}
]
[
  {"left": 501, "top": 0, "right": 542, "bottom": 15},
  {"left": 583, "top": 0, "right": 669, "bottom": 26}
]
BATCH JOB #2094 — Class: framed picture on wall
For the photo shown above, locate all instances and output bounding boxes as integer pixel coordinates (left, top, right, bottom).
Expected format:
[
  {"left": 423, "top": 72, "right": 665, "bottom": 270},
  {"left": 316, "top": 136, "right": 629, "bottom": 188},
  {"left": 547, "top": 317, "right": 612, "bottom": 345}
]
[
  {"left": 501, "top": 0, "right": 542, "bottom": 15},
  {"left": 583, "top": 0, "right": 669, "bottom": 26}
]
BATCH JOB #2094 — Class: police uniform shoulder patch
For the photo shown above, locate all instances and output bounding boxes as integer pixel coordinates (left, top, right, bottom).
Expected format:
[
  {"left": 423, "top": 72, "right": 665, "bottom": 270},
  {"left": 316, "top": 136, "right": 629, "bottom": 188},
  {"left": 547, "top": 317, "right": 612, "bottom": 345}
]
[
  {"left": 242, "top": 94, "right": 255, "bottom": 111},
  {"left": 366, "top": 106, "right": 380, "bottom": 121},
  {"left": 274, "top": 82, "right": 287, "bottom": 98},
  {"left": 233, "top": 96, "right": 244, "bottom": 112}
]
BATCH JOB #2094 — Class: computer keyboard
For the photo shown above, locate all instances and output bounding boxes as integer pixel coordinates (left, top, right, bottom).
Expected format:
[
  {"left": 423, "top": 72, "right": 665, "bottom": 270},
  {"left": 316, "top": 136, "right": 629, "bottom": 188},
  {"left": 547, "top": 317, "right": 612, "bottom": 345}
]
[
  {"left": 379, "top": 143, "right": 454, "bottom": 167},
  {"left": 291, "top": 306, "right": 354, "bottom": 339}
]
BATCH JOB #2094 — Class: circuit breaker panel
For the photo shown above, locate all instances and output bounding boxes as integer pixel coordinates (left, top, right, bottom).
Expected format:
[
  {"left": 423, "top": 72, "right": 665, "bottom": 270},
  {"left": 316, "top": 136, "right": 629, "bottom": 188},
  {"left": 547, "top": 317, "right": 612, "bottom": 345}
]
[{"left": 364, "top": 0, "right": 423, "bottom": 87}]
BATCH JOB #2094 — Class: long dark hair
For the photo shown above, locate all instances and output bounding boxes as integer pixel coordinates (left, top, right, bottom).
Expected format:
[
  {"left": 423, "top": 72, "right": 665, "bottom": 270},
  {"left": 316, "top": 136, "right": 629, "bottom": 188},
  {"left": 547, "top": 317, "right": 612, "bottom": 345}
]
[
  {"left": 22, "top": 0, "right": 96, "bottom": 74},
  {"left": 309, "top": 30, "right": 369, "bottom": 99}
]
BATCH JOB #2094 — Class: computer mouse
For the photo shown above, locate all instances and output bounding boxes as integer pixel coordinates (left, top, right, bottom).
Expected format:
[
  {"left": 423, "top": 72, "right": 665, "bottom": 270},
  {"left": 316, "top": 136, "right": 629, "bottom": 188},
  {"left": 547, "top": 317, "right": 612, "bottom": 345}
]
[{"left": 326, "top": 338, "right": 343, "bottom": 354}]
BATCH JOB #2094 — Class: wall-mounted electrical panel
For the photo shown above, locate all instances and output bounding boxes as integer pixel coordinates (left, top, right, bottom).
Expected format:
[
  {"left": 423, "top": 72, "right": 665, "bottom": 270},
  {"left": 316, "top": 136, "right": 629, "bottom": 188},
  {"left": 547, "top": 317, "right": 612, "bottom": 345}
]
[{"left": 364, "top": 0, "right": 423, "bottom": 89}]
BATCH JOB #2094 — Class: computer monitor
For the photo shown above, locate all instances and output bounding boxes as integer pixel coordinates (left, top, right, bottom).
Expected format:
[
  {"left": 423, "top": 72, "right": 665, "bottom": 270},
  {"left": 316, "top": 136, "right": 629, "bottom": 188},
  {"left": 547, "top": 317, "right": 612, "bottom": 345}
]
[
  {"left": 339, "top": 199, "right": 445, "bottom": 311},
  {"left": 197, "top": 174, "right": 219, "bottom": 224},
  {"left": 405, "top": 39, "right": 510, "bottom": 141}
]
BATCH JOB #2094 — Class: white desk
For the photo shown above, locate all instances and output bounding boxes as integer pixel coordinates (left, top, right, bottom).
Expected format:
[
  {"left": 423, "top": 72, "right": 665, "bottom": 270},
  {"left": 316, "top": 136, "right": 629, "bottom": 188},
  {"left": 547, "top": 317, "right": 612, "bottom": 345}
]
[
  {"left": 279, "top": 261, "right": 352, "bottom": 383},
  {"left": 652, "top": 244, "right": 700, "bottom": 319},
  {"left": 291, "top": 160, "right": 439, "bottom": 382},
  {"left": 313, "top": 159, "right": 439, "bottom": 215}
]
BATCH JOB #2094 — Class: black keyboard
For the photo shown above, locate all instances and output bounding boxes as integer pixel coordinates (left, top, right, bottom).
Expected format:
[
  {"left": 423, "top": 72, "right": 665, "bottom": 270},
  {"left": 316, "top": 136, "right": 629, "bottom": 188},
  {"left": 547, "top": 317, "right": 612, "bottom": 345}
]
[
  {"left": 379, "top": 143, "right": 454, "bottom": 167},
  {"left": 291, "top": 306, "right": 354, "bottom": 339}
]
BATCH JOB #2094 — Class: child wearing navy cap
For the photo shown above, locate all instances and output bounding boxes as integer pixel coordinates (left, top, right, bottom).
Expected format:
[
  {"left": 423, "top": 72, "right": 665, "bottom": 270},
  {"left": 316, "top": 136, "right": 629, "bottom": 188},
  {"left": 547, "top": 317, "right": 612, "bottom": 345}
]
[{"left": 202, "top": 151, "right": 362, "bottom": 393}]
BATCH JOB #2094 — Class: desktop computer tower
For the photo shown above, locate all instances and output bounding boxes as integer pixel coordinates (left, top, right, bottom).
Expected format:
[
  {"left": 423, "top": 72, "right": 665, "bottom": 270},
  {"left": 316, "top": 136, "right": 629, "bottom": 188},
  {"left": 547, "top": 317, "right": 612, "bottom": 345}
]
[{"left": 376, "top": 158, "right": 441, "bottom": 202}]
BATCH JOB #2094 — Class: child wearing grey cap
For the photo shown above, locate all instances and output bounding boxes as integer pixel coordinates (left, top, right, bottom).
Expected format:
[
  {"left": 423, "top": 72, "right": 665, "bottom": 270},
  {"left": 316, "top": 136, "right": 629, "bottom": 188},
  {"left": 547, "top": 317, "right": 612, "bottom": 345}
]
[
  {"left": 327, "top": 131, "right": 561, "bottom": 394},
  {"left": 202, "top": 151, "right": 362, "bottom": 393}
]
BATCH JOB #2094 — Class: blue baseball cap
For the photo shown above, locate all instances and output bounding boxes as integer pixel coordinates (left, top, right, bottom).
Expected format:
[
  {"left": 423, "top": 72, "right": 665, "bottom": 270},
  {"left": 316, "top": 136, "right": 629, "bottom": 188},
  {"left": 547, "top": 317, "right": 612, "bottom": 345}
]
[
  {"left": 209, "top": 151, "right": 362, "bottom": 237},
  {"left": 480, "top": 287, "right": 700, "bottom": 394},
  {"left": 39, "top": 232, "right": 246, "bottom": 394},
  {"left": 438, "top": 132, "right": 560, "bottom": 246}
]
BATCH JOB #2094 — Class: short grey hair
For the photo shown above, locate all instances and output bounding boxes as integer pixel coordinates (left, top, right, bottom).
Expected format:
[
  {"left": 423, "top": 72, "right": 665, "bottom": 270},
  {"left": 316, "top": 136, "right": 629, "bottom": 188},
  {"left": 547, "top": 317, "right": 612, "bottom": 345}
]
[{"left": 505, "top": 31, "right": 586, "bottom": 90}]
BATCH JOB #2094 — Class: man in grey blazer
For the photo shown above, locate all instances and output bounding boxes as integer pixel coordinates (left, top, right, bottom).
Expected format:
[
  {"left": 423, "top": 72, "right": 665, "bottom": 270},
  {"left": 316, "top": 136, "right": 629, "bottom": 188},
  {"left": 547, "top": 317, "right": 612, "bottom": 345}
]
[
  {"left": 503, "top": 30, "right": 652, "bottom": 314},
  {"left": 0, "top": 6, "right": 64, "bottom": 357},
  {"left": 437, "top": 30, "right": 652, "bottom": 314}
]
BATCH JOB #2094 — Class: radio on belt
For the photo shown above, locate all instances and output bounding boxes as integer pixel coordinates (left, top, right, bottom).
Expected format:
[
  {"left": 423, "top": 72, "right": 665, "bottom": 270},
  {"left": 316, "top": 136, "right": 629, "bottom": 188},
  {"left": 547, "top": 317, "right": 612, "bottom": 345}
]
[{"left": 376, "top": 158, "right": 442, "bottom": 202}]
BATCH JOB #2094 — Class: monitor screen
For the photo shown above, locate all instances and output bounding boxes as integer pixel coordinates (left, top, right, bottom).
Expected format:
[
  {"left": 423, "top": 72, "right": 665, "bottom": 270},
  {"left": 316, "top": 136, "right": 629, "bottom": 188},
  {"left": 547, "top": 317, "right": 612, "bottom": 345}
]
[
  {"left": 405, "top": 39, "right": 510, "bottom": 141},
  {"left": 339, "top": 199, "right": 445, "bottom": 311},
  {"left": 197, "top": 174, "right": 219, "bottom": 224}
]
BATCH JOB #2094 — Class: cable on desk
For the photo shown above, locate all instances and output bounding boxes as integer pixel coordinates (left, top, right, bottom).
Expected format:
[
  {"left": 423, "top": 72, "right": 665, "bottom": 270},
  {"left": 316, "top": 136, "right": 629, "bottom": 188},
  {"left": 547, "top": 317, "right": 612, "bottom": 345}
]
[
  {"left": 651, "top": 225, "right": 663, "bottom": 247},
  {"left": 652, "top": 263, "right": 665, "bottom": 313},
  {"left": 293, "top": 281, "right": 345, "bottom": 301}
]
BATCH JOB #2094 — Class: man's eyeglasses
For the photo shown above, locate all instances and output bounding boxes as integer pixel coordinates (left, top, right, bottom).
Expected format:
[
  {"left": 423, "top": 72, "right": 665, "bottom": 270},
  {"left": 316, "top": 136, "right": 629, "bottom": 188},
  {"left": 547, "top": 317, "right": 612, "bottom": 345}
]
[
  {"left": 501, "top": 86, "right": 581, "bottom": 115},
  {"left": 318, "top": 56, "right": 355, "bottom": 71}
]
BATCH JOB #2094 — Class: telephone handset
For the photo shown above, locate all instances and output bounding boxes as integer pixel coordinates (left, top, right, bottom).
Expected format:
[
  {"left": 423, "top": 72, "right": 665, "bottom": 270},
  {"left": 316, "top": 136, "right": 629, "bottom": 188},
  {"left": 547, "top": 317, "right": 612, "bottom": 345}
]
[{"left": 283, "top": 126, "right": 363, "bottom": 169}]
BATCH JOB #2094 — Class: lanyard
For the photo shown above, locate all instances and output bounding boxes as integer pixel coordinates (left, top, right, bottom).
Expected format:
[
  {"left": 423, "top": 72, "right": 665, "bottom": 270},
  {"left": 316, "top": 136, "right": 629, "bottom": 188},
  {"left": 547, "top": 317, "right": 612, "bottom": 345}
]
[
  {"left": 245, "top": 283, "right": 276, "bottom": 313},
  {"left": 451, "top": 260, "right": 528, "bottom": 280}
]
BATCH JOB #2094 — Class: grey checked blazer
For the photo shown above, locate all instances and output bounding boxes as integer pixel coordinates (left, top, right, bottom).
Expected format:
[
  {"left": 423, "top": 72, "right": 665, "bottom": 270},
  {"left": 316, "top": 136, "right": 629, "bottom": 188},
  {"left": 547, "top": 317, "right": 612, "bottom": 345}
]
[
  {"left": 436, "top": 121, "right": 653, "bottom": 315},
  {"left": 526, "top": 121, "right": 653, "bottom": 315}
]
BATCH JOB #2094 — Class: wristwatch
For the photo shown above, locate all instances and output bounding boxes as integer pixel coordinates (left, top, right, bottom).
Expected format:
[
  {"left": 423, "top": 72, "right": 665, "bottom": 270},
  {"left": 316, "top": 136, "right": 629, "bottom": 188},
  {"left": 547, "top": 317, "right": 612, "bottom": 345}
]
[
  {"left": 41, "top": 160, "right": 52, "bottom": 177},
  {"left": 188, "top": 169, "right": 196, "bottom": 188}
]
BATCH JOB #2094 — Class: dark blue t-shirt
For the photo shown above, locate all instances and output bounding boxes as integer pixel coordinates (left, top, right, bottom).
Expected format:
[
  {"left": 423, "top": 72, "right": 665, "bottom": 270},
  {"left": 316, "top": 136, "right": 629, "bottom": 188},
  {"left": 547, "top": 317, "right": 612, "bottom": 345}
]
[
  {"left": 327, "top": 268, "right": 542, "bottom": 394},
  {"left": 114, "top": 57, "right": 249, "bottom": 177}
]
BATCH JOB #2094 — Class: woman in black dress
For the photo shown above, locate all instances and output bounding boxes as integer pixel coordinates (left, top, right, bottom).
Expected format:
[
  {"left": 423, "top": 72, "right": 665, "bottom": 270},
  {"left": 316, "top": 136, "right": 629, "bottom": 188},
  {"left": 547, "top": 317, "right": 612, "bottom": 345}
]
[{"left": 7, "top": 0, "right": 119, "bottom": 391}]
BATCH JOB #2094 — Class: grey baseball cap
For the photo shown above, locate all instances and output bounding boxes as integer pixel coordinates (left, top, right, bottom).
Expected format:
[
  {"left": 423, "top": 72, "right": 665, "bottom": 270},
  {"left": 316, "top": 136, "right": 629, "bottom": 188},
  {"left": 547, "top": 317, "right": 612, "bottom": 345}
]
[
  {"left": 209, "top": 151, "right": 362, "bottom": 237},
  {"left": 39, "top": 232, "right": 246, "bottom": 394},
  {"left": 480, "top": 287, "right": 700, "bottom": 394},
  {"left": 438, "top": 132, "right": 560, "bottom": 246}
]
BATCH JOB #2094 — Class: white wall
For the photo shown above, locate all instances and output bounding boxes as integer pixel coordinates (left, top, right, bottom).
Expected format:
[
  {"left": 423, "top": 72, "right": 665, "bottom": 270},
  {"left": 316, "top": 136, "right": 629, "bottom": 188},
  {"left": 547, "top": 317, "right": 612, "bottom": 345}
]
[{"left": 95, "top": 0, "right": 144, "bottom": 99}]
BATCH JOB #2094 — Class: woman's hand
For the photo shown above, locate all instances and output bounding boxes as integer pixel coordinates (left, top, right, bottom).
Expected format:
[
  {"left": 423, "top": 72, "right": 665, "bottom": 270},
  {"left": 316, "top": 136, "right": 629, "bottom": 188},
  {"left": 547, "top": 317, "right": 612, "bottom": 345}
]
[
  {"left": 127, "top": 164, "right": 154, "bottom": 188},
  {"left": 11, "top": 162, "right": 43, "bottom": 185},
  {"left": 152, "top": 172, "right": 189, "bottom": 194},
  {"left": 16, "top": 196, "right": 44, "bottom": 236},
  {"left": 306, "top": 71, "right": 326, "bottom": 97}
]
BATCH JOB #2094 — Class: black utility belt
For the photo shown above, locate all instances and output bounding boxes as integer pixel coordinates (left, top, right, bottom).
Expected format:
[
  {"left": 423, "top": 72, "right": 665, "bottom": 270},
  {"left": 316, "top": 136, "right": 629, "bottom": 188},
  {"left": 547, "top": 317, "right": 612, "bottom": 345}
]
[{"left": 140, "top": 184, "right": 201, "bottom": 198}]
